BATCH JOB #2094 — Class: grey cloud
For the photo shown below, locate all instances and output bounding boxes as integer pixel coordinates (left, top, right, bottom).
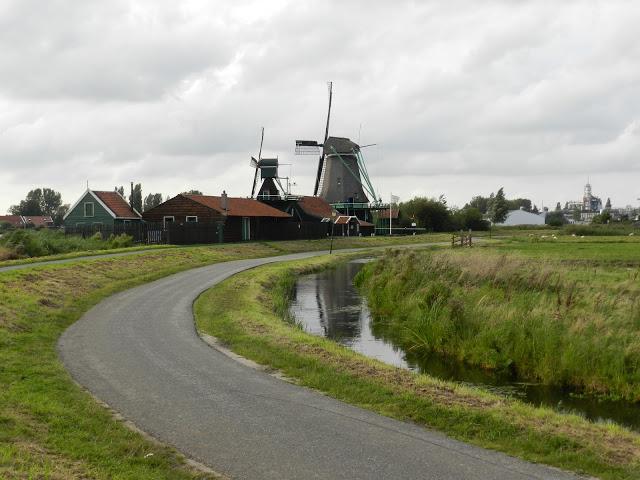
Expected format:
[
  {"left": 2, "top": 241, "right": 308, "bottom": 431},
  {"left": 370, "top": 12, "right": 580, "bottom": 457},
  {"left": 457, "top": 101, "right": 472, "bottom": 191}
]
[{"left": 1, "top": 0, "right": 640, "bottom": 212}]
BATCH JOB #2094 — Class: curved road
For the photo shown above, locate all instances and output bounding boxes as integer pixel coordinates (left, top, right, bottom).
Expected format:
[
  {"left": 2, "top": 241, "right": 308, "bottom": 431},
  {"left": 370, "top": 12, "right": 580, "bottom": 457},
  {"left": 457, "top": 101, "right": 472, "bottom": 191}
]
[{"left": 58, "top": 251, "right": 581, "bottom": 480}]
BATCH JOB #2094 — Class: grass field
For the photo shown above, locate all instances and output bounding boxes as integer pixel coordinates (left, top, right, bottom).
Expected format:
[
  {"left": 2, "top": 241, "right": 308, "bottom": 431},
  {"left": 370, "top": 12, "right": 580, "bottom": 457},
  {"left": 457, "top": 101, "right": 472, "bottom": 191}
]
[
  {"left": 355, "top": 238, "right": 640, "bottom": 400},
  {"left": 194, "top": 253, "right": 640, "bottom": 480},
  {"left": 0, "top": 234, "right": 448, "bottom": 479}
]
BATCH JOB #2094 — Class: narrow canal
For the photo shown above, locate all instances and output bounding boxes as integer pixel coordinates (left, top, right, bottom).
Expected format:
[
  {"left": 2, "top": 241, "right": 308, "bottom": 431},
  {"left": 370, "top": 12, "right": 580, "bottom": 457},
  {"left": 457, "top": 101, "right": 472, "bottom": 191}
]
[{"left": 290, "top": 259, "right": 640, "bottom": 431}]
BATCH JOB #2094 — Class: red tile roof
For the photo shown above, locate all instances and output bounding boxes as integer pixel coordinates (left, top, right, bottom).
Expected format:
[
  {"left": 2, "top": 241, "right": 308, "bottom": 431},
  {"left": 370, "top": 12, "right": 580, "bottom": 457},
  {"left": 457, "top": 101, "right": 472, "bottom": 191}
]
[
  {"left": 186, "top": 195, "right": 291, "bottom": 218},
  {"left": 334, "top": 216, "right": 353, "bottom": 225},
  {"left": 377, "top": 208, "right": 399, "bottom": 219},
  {"left": 23, "top": 215, "right": 53, "bottom": 227},
  {"left": 0, "top": 215, "right": 25, "bottom": 227},
  {"left": 334, "top": 215, "right": 374, "bottom": 227},
  {"left": 93, "top": 191, "right": 141, "bottom": 219},
  {"left": 297, "top": 196, "right": 335, "bottom": 219}
]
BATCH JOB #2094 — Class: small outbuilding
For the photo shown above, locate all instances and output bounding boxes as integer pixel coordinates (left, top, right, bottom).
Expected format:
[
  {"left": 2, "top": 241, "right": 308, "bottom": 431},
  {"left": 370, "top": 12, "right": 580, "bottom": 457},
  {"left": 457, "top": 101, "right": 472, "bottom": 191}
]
[
  {"left": 63, "top": 189, "right": 142, "bottom": 230},
  {"left": 333, "top": 216, "right": 375, "bottom": 236}
]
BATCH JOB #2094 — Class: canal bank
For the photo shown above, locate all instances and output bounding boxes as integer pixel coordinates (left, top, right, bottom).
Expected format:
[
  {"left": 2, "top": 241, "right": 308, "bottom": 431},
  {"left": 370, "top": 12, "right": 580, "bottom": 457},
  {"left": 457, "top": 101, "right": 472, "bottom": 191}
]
[
  {"left": 194, "top": 253, "right": 640, "bottom": 480},
  {"left": 290, "top": 259, "right": 640, "bottom": 431}
]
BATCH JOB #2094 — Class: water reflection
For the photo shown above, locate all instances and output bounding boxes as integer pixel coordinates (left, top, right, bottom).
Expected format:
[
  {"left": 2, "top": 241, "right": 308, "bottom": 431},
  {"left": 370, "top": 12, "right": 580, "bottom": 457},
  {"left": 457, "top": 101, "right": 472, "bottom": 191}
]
[{"left": 290, "top": 260, "right": 640, "bottom": 431}]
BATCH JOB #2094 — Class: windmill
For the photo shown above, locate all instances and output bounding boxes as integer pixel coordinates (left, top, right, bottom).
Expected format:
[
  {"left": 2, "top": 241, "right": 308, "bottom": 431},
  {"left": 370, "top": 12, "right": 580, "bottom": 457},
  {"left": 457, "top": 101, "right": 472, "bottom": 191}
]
[
  {"left": 295, "top": 82, "right": 380, "bottom": 207},
  {"left": 250, "top": 128, "right": 286, "bottom": 199}
]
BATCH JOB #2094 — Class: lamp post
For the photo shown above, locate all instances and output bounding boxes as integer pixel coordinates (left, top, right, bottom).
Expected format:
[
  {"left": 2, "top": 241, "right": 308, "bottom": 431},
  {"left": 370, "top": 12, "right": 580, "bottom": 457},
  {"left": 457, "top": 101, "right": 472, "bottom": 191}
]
[{"left": 329, "top": 212, "right": 336, "bottom": 254}]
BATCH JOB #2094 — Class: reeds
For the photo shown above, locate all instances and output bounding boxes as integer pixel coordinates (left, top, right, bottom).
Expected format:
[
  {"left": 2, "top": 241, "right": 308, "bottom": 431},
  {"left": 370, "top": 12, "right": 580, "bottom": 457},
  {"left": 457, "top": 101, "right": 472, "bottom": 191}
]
[{"left": 357, "top": 249, "right": 640, "bottom": 400}]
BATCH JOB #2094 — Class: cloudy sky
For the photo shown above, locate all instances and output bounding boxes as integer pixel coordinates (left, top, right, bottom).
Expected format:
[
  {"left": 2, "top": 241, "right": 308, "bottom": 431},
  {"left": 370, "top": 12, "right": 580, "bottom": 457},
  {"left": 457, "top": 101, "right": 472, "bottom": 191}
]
[{"left": 1, "top": 0, "right": 639, "bottom": 212}]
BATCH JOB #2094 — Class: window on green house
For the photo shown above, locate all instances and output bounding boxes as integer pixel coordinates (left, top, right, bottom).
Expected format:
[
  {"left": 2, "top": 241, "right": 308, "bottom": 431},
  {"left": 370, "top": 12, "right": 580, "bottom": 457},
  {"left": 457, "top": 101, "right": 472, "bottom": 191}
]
[{"left": 84, "top": 202, "right": 94, "bottom": 217}]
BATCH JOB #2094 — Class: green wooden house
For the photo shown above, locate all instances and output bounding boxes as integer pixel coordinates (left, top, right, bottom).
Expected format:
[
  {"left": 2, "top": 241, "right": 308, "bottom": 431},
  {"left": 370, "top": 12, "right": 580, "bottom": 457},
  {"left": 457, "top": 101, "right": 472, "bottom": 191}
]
[{"left": 63, "top": 189, "right": 142, "bottom": 230}]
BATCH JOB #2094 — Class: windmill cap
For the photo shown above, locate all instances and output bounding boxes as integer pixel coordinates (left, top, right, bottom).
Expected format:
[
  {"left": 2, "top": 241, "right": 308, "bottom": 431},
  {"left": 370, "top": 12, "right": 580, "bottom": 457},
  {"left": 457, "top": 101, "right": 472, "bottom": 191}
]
[{"left": 323, "top": 136, "right": 360, "bottom": 155}]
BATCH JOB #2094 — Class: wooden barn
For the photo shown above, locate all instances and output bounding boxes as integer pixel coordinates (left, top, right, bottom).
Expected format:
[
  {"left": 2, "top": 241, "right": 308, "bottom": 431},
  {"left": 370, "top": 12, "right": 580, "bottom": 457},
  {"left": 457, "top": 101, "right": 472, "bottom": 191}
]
[{"left": 142, "top": 192, "right": 291, "bottom": 243}]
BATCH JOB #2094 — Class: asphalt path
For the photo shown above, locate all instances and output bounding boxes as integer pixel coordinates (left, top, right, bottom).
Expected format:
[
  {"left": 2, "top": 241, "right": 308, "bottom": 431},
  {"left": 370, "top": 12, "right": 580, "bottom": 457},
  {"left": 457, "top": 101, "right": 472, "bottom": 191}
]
[{"left": 58, "top": 249, "right": 582, "bottom": 480}]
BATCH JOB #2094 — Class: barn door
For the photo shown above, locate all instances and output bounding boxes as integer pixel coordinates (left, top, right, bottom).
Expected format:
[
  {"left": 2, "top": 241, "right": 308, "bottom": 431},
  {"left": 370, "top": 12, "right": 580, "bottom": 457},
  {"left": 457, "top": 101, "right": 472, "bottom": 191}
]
[{"left": 242, "top": 217, "right": 251, "bottom": 241}]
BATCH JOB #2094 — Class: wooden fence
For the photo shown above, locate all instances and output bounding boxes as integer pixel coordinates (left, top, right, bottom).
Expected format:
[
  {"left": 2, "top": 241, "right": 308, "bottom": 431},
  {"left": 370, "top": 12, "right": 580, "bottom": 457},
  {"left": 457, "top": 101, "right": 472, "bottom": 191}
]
[
  {"left": 451, "top": 232, "right": 473, "bottom": 248},
  {"left": 64, "top": 220, "right": 330, "bottom": 245}
]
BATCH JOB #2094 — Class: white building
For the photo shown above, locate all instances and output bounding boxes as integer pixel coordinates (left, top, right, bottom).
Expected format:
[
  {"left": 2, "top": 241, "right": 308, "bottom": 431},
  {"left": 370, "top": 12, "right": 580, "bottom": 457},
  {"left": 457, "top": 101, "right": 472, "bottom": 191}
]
[{"left": 496, "top": 209, "right": 546, "bottom": 226}]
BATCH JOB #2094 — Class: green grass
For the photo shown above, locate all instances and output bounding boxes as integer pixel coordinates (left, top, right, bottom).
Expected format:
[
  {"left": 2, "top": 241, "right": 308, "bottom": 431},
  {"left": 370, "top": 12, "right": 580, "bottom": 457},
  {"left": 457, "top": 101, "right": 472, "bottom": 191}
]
[
  {"left": 0, "top": 243, "right": 175, "bottom": 267},
  {"left": 0, "top": 234, "right": 449, "bottom": 479},
  {"left": 355, "top": 239, "right": 640, "bottom": 400},
  {"left": 194, "top": 255, "right": 640, "bottom": 479}
]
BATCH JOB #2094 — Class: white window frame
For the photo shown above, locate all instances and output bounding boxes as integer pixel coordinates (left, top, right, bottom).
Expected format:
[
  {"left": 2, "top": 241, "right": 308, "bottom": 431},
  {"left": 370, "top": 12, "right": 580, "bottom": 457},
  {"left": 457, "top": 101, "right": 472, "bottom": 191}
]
[
  {"left": 75, "top": 222, "right": 85, "bottom": 228},
  {"left": 185, "top": 216, "right": 198, "bottom": 223},
  {"left": 163, "top": 216, "right": 175, "bottom": 228},
  {"left": 84, "top": 202, "right": 94, "bottom": 218}
]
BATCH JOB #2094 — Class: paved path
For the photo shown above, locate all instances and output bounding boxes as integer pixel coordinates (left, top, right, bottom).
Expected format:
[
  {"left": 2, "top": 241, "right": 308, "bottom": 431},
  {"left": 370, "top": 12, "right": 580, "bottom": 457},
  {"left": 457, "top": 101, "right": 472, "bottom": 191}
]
[{"left": 58, "top": 250, "right": 581, "bottom": 480}]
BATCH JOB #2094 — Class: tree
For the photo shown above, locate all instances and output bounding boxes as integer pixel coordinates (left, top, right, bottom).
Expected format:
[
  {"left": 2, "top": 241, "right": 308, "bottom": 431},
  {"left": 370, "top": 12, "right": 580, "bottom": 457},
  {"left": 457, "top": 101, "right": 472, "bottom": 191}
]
[
  {"left": 129, "top": 183, "right": 142, "bottom": 213},
  {"left": 115, "top": 186, "right": 125, "bottom": 197},
  {"left": 545, "top": 211, "right": 566, "bottom": 227},
  {"left": 143, "top": 193, "right": 163, "bottom": 211},
  {"left": 505, "top": 198, "right": 532, "bottom": 212},
  {"left": 399, "top": 197, "right": 452, "bottom": 232},
  {"left": 53, "top": 204, "right": 69, "bottom": 226},
  {"left": 592, "top": 211, "right": 611, "bottom": 224},
  {"left": 465, "top": 195, "right": 491, "bottom": 214},
  {"left": 605, "top": 197, "right": 611, "bottom": 210},
  {"left": 10, "top": 190, "right": 43, "bottom": 215},
  {"left": 41, "top": 188, "right": 62, "bottom": 216},
  {"left": 489, "top": 187, "right": 509, "bottom": 223},
  {"left": 531, "top": 204, "right": 540, "bottom": 214},
  {"left": 183, "top": 189, "right": 203, "bottom": 195},
  {"left": 555, "top": 202, "right": 562, "bottom": 212},
  {"left": 9, "top": 188, "right": 62, "bottom": 216},
  {"left": 451, "top": 207, "right": 489, "bottom": 231},
  {"left": 572, "top": 207, "right": 581, "bottom": 222}
]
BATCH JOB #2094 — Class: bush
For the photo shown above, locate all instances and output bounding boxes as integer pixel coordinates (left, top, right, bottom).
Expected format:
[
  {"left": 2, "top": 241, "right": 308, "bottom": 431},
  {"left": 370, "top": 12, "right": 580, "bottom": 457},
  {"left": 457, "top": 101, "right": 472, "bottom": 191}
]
[
  {"left": 563, "top": 224, "right": 639, "bottom": 236},
  {"left": 107, "top": 234, "right": 133, "bottom": 249},
  {"left": 1, "top": 229, "right": 48, "bottom": 257},
  {"left": 0, "top": 229, "right": 136, "bottom": 259}
]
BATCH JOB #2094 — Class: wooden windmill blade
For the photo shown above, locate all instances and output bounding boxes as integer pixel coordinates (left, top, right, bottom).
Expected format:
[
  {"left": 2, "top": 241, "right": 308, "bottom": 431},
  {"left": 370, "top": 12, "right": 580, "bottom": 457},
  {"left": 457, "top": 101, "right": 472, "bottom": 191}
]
[
  {"left": 295, "top": 82, "right": 333, "bottom": 196},
  {"left": 250, "top": 127, "right": 265, "bottom": 198}
]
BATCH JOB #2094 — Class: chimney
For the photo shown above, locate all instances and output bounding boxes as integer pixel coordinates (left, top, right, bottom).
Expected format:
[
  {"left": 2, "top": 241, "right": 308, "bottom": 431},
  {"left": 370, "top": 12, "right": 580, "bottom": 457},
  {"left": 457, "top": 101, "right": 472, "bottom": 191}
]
[
  {"left": 221, "top": 190, "right": 228, "bottom": 213},
  {"left": 130, "top": 182, "right": 134, "bottom": 207}
]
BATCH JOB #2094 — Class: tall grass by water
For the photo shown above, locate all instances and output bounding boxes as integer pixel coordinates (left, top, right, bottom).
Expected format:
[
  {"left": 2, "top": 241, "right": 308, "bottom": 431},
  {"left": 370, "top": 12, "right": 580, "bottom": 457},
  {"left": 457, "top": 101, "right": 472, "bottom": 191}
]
[{"left": 355, "top": 247, "right": 640, "bottom": 400}]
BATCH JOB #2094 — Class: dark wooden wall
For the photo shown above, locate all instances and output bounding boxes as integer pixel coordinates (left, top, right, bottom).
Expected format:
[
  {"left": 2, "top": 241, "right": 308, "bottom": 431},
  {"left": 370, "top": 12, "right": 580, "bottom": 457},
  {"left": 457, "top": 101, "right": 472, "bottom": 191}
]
[{"left": 142, "top": 196, "right": 224, "bottom": 224}]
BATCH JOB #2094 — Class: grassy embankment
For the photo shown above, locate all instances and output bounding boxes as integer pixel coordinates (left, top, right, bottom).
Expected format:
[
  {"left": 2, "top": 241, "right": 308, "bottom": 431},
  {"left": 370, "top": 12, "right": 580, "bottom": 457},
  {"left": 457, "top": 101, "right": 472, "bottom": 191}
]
[
  {"left": 0, "top": 234, "right": 447, "bottom": 479},
  {"left": 356, "top": 238, "right": 640, "bottom": 400},
  {"left": 0, "top": 229, "right": 141, "bottom": 262},
  {"left": 194, "top": 239, "right": 640, "bottom": 480}
]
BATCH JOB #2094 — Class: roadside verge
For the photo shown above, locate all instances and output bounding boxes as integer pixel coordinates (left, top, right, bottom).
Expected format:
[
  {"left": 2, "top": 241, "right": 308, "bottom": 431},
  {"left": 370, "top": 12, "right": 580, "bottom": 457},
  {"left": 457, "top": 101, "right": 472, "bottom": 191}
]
[{"left": 194, "top": 255, "right": 640, "bottom": 480}]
